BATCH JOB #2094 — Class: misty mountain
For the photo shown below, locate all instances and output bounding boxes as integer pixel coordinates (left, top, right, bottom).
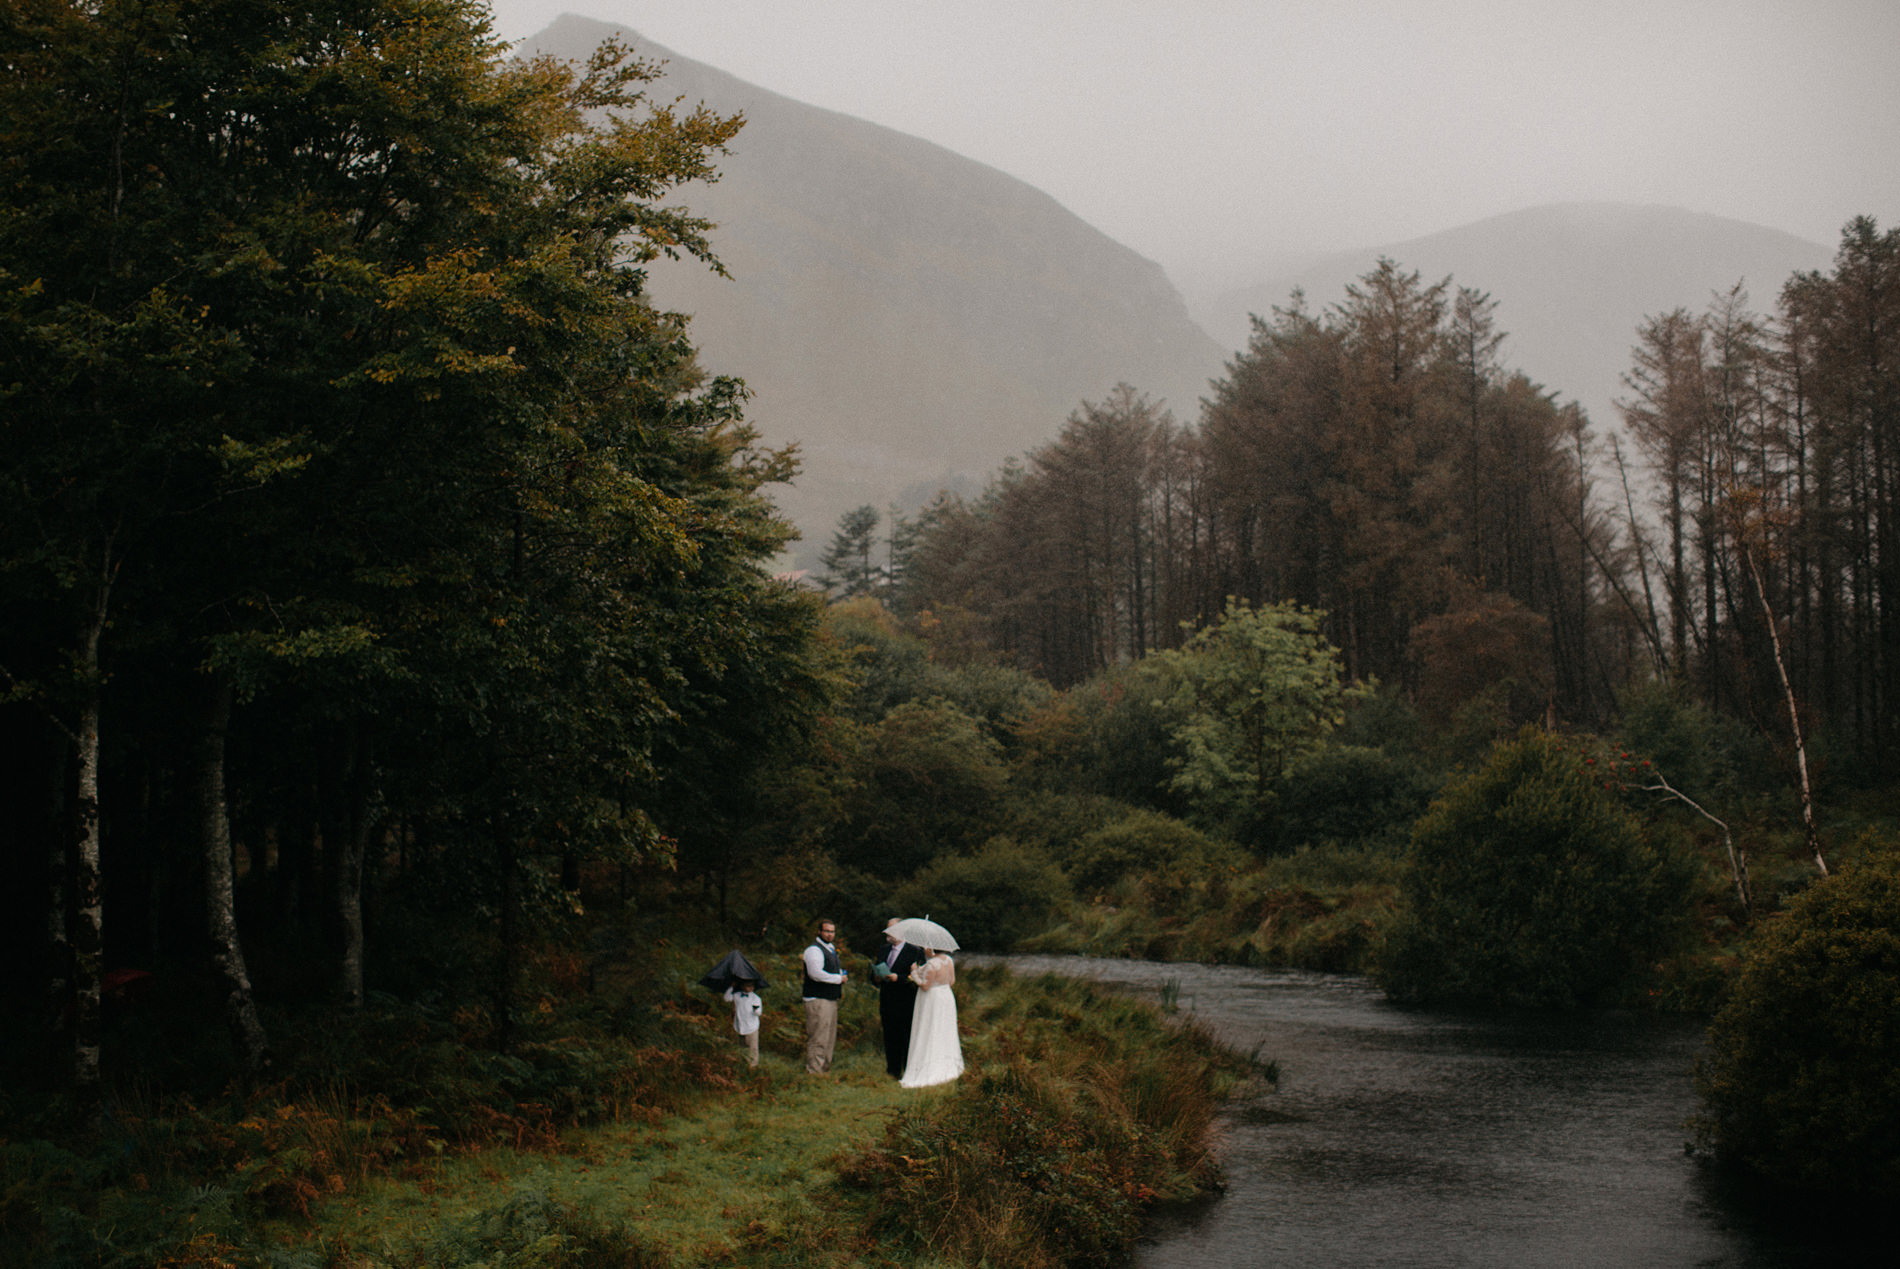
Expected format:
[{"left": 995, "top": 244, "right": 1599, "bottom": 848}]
[
  {"left": 526, "top": 17, "right": 1838, "bottom": 564},
  {"left": 1190, "top": 203, "right": 1834, "bottom": 435},
  {"left": 523, "top": 16, "right": 1227, "bottom": 566}
]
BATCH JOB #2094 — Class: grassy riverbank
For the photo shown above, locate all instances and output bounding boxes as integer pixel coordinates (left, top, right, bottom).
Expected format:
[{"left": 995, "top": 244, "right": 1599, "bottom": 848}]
[
  {"left": 1022, "top": 840, "right": 1402, "bottom": 972},
  {"left": 1, "top": 927, "right": 1257, "bottom": 1268},
  {"left": 1019, "top": 825, "right": 1777, "bottom": 1013}
]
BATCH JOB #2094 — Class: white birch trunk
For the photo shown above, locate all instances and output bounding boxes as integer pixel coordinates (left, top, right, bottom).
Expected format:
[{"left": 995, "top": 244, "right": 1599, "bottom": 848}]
[
  {"left": 199, "top": 676, "right": 273, "bottom": 1075},
  {"left": 337, "top": 729, "right": 375, "bottom": 1011},
  {"left": 1741, "top": 544, "right": 1827, "bottom": 878},
  {"left": 72, "top": 681, "right": 103, "bottom": 1102},
  {"left": 70, "top": 543, "right": 117, "bottom": 1113}
]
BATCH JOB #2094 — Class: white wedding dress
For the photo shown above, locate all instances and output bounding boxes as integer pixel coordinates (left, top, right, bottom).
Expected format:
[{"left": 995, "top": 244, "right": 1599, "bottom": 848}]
[{"left": 900, "top": 954, "right": 964, "bottom": 1088}]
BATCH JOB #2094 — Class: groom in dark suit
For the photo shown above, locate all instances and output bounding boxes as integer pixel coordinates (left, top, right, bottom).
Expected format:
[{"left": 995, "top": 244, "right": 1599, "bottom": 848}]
[{"left": 872, "top": 917, "right": 928, "bottom": 1079}]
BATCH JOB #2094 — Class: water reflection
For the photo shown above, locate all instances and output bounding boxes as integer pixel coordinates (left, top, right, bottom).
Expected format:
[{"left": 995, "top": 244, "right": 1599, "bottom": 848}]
[{"left": 986, "top": 956, "right": 1878, "bottom": 1268}]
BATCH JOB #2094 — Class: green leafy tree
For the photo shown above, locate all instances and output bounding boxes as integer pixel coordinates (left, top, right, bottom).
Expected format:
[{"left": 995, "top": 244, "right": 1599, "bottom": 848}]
[
  {"left": 1379, "top": 730, "right": 1696, "bottom": 1007},
  {"left": 1, "top": 0, "right": 811, "bottom": 1064},
  {"left": 1153, "top": 598, "right": 1370, "bottom": 844},
  {"left": 659, "top": 578, "right": 848, "bottom": 925},
  {"left": 1694, "top": 835, "right": 1900, "bottom": 1195},
  {"left": 824, "top": 598, "right": 940, "bottom": 721},
  {"left": 1010, "top": 661, "right": 1187, "bottom": 816},
  {"left": 835, "top": 698, "right": 1010, "bottom": 877}
]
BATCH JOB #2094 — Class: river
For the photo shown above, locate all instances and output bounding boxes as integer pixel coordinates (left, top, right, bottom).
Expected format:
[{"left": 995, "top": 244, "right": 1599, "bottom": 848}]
[{"left": 990, "top": 955, "right": 1880, "bottom": 1268}]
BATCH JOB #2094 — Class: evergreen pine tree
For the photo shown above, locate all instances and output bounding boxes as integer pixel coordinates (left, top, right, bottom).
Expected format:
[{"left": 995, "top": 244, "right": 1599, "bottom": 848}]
[{"left": 819, "top": 505, "right": 884, "bottom": 599}]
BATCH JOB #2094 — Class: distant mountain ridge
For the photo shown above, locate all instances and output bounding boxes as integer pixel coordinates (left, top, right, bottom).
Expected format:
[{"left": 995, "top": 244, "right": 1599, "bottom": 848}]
[
  {"left": 1192, "top": 203, "right": 1834, "bottom": 432},
  {"left": 524, "top": 16, "right": 1228, "bottom": 565},
  {"left": 526, "top": 18, "right": 1841, "bottom": 561}
]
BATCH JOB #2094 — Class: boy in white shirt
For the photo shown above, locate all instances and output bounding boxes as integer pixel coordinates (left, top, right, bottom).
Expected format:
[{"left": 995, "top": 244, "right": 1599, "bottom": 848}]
[{"left": 724, "top": 977, "right": 763, "bottom": 1066}]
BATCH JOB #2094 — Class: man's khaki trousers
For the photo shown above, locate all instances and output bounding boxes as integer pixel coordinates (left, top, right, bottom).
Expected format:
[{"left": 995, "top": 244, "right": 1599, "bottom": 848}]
[{"left": 803, "top": 998, "right": 838, "bottom": 1073}]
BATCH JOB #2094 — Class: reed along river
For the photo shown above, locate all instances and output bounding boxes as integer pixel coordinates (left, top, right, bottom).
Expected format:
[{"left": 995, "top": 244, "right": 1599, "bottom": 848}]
[{"left": 989, "top": 956, "right": 1881, "bottom": 1268}]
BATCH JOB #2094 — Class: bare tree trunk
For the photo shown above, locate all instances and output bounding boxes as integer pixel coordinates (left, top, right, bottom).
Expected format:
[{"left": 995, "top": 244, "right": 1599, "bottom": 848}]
[
  {"left": 70, "top": 542, "right": 119, "bottom": 1121},
  {"left": 72, "top": 676, "right": 104, "bottom": 1115},
  {"left": 493, "top": 816, "right": 519, "bottom": 1054},
  {"left": 336, "top": 836, "right": 366, "bottom": 1009},
  {"left": 45, "top": 724, "right": 71, "bottom": 1032},
  {"left": 1550, "top": 486, "right": 1669, "bottom": 680},
  {"left": 198, "top": 675, "right": 273, "bottom": 1076},
  {"left": 336, "top": 727, "right": 375, "bottom": 1011},
  {"left": 5, "top": 563, "right": 114, "bottom": 1124},
  {"left": 1741, "top": 543, "right": 1828, "bottom": 877}
]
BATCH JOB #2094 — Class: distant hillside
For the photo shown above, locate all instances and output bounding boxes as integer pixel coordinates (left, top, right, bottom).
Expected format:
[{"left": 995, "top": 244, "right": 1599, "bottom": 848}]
[
  {"left": 1191, "top": 203, "right": 1834, "bottom": 434},
  {"left": 524, "top": 16, "right": 1227, "bottom": 566}
]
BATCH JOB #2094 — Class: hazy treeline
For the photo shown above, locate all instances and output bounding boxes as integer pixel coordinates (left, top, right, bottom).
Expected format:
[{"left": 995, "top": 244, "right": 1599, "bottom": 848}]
[
  {"left": 839, "top": 223, "right": 1900, "bottom": 780},
  {"left": 892, "top": 268, "right": 1609, "bottom": 724},
  {"left": 1622, "top": 219, "right": 1900, "bottom": 775}
]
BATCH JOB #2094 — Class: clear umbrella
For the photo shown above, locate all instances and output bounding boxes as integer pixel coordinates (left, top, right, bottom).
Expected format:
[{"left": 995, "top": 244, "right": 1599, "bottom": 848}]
[{"left": 888, "top": 916, "right": 959, "bottom": 951}]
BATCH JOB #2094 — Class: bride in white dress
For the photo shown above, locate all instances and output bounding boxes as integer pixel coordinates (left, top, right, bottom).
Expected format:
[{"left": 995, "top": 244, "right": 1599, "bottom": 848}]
[{"left": 899, "top": 946, "right": 964, "bottom": 1088}]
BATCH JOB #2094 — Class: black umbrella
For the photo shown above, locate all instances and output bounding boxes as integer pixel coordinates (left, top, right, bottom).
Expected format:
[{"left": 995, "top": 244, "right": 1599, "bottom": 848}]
[{"left": 699, "top": 949, "right": 770, "bottom": 991}]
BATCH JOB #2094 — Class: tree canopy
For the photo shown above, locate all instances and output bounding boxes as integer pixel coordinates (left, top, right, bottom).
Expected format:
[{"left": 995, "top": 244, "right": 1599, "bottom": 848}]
[
  {"left": 1153, "top": 598, "right": 1369, "bottom": 843},
  {"left": 2, "top": 0, "right": 825, "bottom": 1069}
]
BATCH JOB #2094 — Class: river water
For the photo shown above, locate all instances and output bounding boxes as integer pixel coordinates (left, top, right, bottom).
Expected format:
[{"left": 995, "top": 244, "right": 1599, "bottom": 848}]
[{"left": 990, "top": 955, "right": 1880, "bottom": 1268}]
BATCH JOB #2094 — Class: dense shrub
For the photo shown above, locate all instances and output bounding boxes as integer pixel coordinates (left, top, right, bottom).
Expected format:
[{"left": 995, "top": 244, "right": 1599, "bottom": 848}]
[
  {"left": 1694, "top": 836, "right": 1900, "bottom": 1195},
  {"left": 824, "top": 601, "right": 1055, "bottom": 747},
  {"left": 893, "top": 838, "right": 1072, "bottom": 952},
  {"left": 1378, "top": 730, "right": 1696, "bottom": 1007},
  {"left": 1333, "top": 683, "right": 1427, "bottom": 755},
  {"left": 1269, "top": 744, "right": 1437, "bottom": 851},
  {"left": 824, "top": 598, "right": 937, "bottom": 721},
  {"left": 1612, "top": 680, "right": 1746, "bottom": 797},
  {"left": 1064, "top": 807, "right": 1237, "bottom": 894},
  {"left": 1023, "top": 836, "right": 1400, "bottom": 971},
  {"left": 997, "top": 789, "right": 1128, "bottom": 859},
  {"left": 1252, "top": 840, "right": 1406, "bottom": 891},
  {"left": 930, "top": 660, "right": 1058, "bottom": 750}
]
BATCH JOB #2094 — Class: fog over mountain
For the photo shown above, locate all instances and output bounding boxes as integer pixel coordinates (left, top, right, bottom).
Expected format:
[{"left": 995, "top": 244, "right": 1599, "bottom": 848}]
[
  {"left": 492, "top": 1, "right": 1899, "bottom": 288},
  {"left": 525, "top": 16, "right": 1226, "bottom": 566},
  {"left": 526, "top": 16, "right": 1839, "bottom": 565}
]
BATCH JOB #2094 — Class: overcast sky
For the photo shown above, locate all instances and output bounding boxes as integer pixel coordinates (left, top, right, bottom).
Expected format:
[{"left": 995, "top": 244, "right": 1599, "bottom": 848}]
[{"left": 486, "top": 1, "right": 1900, "bottom": 289}]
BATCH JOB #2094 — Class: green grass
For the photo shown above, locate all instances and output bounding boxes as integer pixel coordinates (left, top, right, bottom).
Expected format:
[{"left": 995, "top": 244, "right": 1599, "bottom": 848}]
[
  {"left": 4, "top": 942, "right": 1245, "bottom": 1269},
  {"left": 301, "top": 1047, "right": 937, "bottom": 1266}
]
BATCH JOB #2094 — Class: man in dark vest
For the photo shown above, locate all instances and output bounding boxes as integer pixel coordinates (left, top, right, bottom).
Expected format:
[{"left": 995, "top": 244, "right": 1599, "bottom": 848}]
[
  {"left": 872, "top": 917, "right": 927, "bottom": 1079},
  {"left": 800, "top": 917, "right": 848, "bottom": 1074}
]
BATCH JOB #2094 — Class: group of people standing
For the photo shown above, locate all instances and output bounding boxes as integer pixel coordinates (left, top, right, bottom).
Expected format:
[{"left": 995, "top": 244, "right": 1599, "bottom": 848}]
[{"left": 797, "top": 917, "right": 964, "bottom": 1087}]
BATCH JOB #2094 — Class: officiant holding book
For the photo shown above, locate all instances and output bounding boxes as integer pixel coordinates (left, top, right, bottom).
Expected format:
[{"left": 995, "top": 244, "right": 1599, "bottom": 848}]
[{"left": 871, "top": 917, "right": 928, "bottom": 1079}]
